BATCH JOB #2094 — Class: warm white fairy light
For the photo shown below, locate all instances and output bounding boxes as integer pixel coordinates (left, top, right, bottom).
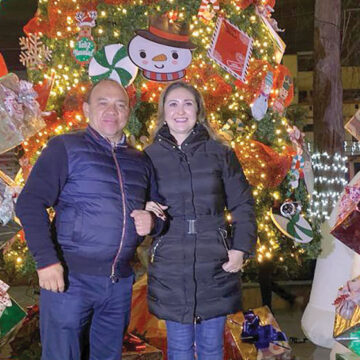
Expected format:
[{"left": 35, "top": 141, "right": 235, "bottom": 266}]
[{"left": 309, "top": 151, "right": 348, "bottom": 222}]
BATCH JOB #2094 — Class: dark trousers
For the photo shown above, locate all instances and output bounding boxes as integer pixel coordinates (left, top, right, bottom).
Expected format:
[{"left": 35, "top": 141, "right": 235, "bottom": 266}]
[{"left": 40, "top": 272, "right": 133, "bottom": 360}]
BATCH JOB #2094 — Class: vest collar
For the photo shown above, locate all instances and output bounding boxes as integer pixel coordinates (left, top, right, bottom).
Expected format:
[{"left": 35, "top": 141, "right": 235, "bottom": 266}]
[{"left": 86, "top": 126, "right": 128, "bottom": 150}]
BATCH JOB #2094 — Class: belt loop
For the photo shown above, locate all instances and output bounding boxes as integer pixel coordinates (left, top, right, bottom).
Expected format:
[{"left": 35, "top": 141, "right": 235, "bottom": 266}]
[{"left": 187, "top": 219, "right": 197, "bottom": 234}]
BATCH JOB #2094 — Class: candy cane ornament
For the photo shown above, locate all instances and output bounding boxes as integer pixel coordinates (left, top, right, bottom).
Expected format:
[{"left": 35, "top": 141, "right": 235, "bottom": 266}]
[{"left": 197, "top": 0, "right": 220, "bottom": 23}]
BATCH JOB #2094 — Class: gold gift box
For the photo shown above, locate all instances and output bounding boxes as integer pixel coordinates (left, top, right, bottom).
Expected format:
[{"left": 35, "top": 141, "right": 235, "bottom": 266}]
[
  {"left": 345, "top": 110, "right": 360, "bottom": 141},
  {"left": 334, "top": 305, "right": 360, "bottom": 339},
  {"left": 225, "top": 306, "right": 291, "bottom": 360}
]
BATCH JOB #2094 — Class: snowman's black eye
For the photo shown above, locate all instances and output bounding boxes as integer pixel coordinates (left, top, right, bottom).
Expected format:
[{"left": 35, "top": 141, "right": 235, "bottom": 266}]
[
  {"left": 171, "top": 52, "right": 179, "bottom": 60},
  {"left": 140, "top": 51, "right": 147, "bottom": 59}
]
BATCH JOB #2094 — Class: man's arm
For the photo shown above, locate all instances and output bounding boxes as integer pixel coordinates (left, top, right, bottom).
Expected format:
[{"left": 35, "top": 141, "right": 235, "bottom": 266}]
[{"left": 16, "top": 136, "right": 68, "bottom": 273}]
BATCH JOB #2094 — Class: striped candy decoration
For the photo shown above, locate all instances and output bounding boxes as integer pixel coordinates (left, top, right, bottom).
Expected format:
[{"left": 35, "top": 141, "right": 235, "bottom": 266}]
[
  {"left": 197, "top": 0, "right": 220, "bottom": 23},
  {"left": 88, "top": 44, "right": 138, "bottom": 87}
]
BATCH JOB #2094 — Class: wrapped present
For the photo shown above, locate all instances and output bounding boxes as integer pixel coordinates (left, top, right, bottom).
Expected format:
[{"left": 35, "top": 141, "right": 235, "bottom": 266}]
[
  {"left": 0, "top": 220, "right": 22, "bottom": 250},
  {"left": 123, "top": 340, "right": 162, "bottom": 359},
  {"left": 0, "top": 170, "right": 21, "bottom": 226},
  {"left": 0, "top": 169, "right": 22, "bottom": 249},
  {"left": 0, "top": 280, "right": 27, "bottom": 347},
  {"left": 330, "top": 181, "right": 360, "bottom": 254},
  {"left": 333, "top": 276, "right": 360, "bottom": 356},
  {"left": 225, "top": 306, "right": 291, "bottom": 359},
  {"left": 345, "top": 110, "right": 360, "bottom": 141},
  {"left": 0, "top": 73, "right": 45, "bottom": 154},
  {"left": 7, "top": 304, "right": 41, "bottom": 358},
  {"left": 336, "top": 353, "right": 360, "bottom": 360},
  {"left": 128, "top": 274, "right": 167, "bottom": 356}
]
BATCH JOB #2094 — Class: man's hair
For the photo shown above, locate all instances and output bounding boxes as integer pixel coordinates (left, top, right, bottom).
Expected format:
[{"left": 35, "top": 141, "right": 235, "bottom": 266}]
[{"left": 85, "top": 79, "right": 129, "bottom": 104}]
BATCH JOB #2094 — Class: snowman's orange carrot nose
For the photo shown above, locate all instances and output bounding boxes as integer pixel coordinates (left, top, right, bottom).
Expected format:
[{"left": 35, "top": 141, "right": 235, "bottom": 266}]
[{"left": 152, "top": 54, "right": 167, "bottom": 61}]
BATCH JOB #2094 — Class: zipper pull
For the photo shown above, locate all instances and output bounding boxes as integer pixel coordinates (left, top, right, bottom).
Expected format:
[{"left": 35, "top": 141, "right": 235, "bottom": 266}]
[
  {"left": 110, "top": 273, "right": 119, "bottom": 283},
  {"left": 150, "top": 253, "right": 155, "bottom": 263}
]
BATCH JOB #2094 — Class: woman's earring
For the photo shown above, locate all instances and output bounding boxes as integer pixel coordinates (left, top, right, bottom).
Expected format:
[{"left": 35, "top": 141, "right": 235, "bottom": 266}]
[{"left": 164, "top": 121, "right": 167, "bottom": 125}]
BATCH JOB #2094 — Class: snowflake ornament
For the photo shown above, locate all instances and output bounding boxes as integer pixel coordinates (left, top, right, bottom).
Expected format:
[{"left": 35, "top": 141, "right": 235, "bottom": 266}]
[{"left": 19, "top": 33, "right": 52, "bottom": 69}]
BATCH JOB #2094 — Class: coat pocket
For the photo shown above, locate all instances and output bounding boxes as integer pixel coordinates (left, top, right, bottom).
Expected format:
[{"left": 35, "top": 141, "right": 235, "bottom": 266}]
[
  {"left": 149, "top": 236, "right": 164, "bottom": 263},
  {"left": 56, "top": 204, "right": 83, "bottom": 242},
  {"left": 217, "top": 227, "right": 231, "bottom": 252}
]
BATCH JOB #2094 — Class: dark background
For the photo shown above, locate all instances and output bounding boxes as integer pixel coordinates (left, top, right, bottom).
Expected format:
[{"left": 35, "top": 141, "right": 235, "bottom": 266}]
[{"left": 0, "top": 0, "right": 315, "bottom": 71}]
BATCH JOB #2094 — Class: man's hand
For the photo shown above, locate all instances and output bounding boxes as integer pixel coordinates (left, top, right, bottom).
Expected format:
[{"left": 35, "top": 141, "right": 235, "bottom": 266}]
[
  {"left": 145, "top": 201, "right": 168, "bottom": 221},
  {"left": 37, "top": 263, "right": 65, "bottom": 292},
  {"left": 131, "top": 210, "right": 154, "bottom": 236},
  {"left": 222, "top": 250, "right": 245, "bottom": 273}
]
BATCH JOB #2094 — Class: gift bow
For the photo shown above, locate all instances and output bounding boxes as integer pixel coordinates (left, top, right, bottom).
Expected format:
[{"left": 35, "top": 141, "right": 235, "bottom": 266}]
[
  {"left": 241, "top": 311, "right": 287, "bottom": 349},
  {"left": 1, "top": 80, "right": 39, "bottom": 121},
  {"left": 0, "top": 279, "right": 12, "bottom": 317},
  {"left": 334, "top": 278, "right": 360, "bottom": 320},
  {"left": 338, "top": 183, "right": 360, "bottom": 223}
]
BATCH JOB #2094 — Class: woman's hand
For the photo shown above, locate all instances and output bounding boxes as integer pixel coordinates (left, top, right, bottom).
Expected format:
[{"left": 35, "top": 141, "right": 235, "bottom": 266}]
[
  {"left": 222, "top": 249, "right": 245, "bottom": 273},
  {"left": 145, "top": 201, "right": 168, "bottom": 221}
]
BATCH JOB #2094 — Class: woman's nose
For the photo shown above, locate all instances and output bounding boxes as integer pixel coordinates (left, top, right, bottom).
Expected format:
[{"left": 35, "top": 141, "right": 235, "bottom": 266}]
[{"left": 177, "top": 104, "right": 185, "bottom": 114}]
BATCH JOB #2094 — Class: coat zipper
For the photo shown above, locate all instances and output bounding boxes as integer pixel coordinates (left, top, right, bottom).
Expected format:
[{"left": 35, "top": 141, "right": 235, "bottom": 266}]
[
  {"left": 159, "top": 132, "right": 199, "bottom": 322},
  {"left": 182, "top": 150, "right": 199, "bottom": 323},
  {"left": 110, "top": 146, "right": 127, "bottom": 282}
]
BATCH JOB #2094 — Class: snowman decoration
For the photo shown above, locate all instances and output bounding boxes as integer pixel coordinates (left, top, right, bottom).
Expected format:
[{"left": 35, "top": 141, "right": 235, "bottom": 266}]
[
  {"left": 251, "top": 71, "right": 273, "bottom": 121},
  {"left": 128, "top": 14, "right": 196, "bottom": 82}
]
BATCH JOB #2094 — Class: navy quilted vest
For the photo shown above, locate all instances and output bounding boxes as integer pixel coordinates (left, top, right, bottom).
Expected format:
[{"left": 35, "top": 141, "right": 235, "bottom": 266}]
[{"left": 55, "top": 127, "right": 152, "bottom": 278}]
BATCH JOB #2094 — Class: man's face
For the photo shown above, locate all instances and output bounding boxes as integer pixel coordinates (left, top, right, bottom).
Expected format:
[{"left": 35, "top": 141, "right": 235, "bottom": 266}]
[{"left": 83, "top": 81, "right": 129, "bottom": 142}]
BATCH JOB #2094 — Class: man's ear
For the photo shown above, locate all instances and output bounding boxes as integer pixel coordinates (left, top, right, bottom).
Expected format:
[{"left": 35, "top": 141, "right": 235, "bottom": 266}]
[{"left": 83, "top": 102, "right": 89, "bottom": 118}]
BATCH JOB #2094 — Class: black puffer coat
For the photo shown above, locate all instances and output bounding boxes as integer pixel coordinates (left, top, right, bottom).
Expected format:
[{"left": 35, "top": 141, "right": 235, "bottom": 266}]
[{"left": 145, "top": 124, "right": 257, "bottom": 324}]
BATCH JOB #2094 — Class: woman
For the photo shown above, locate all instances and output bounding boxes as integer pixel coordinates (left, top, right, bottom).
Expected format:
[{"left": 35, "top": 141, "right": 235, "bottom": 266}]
[{"left": 145, "top": 81, "right": 257, "bottom": 360}]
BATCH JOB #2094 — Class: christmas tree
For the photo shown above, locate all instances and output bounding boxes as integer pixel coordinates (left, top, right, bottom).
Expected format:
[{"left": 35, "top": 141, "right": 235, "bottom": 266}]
[{"left": 2, "top": 0, "right": 321, "bottom": 285}]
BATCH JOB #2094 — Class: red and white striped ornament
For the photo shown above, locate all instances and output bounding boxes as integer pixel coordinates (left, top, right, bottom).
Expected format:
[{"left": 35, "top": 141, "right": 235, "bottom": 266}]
[{"left": 197, "top": 0, "right": 220, "bottom": 23}]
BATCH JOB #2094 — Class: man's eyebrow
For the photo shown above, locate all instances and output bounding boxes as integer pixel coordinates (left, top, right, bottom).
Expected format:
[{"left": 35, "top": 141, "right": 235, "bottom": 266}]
[{"left": 96, "top": 97, "right": 127, "bottom": 103}]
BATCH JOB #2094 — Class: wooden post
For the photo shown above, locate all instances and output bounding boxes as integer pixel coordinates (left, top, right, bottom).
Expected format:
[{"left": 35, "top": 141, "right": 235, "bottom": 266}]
[
  {"left": 313, "top": 0, "right": 344, "bottom": 154},
  {"left": 312, "top": 0, "right": 345, "bottom": 221}
]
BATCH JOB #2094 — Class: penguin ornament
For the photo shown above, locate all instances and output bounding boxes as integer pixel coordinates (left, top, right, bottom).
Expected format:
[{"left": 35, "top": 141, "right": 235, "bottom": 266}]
[{"left": 128, "top": 14, "right": 196, "bottom": 82}]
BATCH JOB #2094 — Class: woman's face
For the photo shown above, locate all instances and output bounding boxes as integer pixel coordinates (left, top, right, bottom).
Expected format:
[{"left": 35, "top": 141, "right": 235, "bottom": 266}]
[{"left": 164, "top": 87, "right": 198, "bottom": 144}]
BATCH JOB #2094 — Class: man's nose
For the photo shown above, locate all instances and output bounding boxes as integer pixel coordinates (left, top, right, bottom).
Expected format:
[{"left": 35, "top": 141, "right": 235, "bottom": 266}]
[{"left": 106, "top": 103, "right": 118, "bottom": 114}]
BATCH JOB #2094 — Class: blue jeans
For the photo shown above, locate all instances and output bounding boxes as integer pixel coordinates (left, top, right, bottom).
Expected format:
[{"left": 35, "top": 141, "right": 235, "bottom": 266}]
[
  {"left": 166, "top": 316, "right": 226, "bottom": 360},
  {"left": 40, "top": 272, "right": 133, "bottom": 360}
]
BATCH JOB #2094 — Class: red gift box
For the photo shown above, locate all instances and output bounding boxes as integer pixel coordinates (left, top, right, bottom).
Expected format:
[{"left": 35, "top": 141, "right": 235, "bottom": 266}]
[{"left": 331, "top": 183, "right": 360, "bottom": 254}]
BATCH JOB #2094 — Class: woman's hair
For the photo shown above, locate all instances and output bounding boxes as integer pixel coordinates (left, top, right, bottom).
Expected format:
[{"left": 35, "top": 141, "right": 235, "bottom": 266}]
[{"left": 152, "top": 81, "right": 221, "bottom": 141}]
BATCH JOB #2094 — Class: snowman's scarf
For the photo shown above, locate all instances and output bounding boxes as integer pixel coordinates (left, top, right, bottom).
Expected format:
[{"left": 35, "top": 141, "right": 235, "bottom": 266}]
[{"left": 143, "top": 69, "right": 186, "bottom": 82}]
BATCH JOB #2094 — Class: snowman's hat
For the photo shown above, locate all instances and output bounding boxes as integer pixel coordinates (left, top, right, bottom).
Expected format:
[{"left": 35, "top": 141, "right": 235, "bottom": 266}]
[{"left": 135, "top": 14, "right": 196, "bottom": 50}]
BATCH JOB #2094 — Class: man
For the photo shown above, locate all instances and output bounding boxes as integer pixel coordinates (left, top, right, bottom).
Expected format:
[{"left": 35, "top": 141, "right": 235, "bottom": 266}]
[{"left": 16, "top": 79, "right": 165, "bottom": 360}]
